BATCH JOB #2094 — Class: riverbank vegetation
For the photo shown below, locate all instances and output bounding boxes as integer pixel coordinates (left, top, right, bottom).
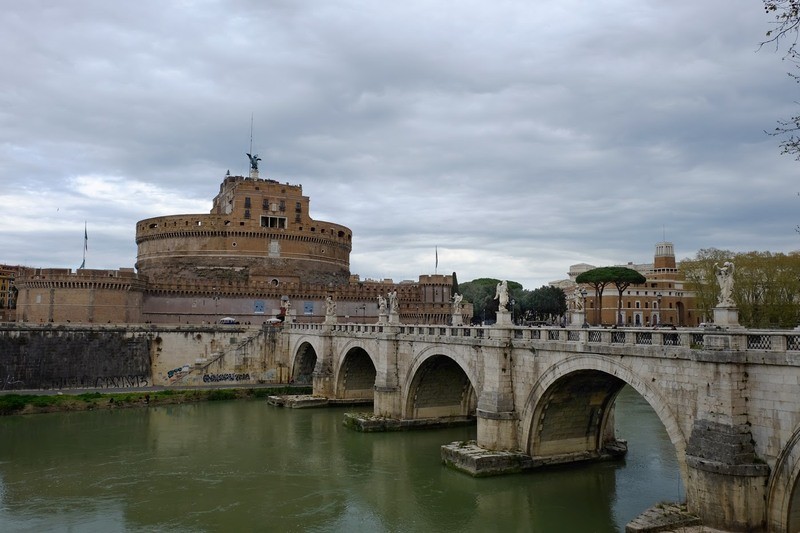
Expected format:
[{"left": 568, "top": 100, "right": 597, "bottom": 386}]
[{"left": 0, "top": 386, "right": 312, "bottom": 416}]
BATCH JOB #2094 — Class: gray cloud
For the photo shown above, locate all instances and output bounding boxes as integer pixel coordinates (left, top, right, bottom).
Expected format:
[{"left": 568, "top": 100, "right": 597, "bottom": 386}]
[{"left": 0, "top": 1, "right": 796, "bottom": 289}]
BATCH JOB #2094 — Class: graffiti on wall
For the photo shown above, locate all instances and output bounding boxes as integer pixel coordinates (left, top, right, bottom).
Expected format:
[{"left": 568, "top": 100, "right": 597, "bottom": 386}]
[
  {"left": 202, "top": 373, "right": 251, "bottom": 383},
  {"left": 42, "top": 375, "right": 150, "bottom": 390},
  {"left": 166, "top": 365, "right": 191, "bottom": 383},
  {"left": 2, "top": 375, "right": 24, "bottom": 390}
]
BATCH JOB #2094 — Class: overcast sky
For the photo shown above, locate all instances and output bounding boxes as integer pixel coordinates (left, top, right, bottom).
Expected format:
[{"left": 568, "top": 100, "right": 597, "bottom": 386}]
[{"left": 1, "top": 1, "right": 797, "bottom": 289}]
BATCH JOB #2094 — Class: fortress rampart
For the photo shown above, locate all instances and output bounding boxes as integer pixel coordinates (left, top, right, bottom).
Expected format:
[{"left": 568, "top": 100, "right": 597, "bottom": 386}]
[{"left": 15, "top": 268, "right": 145, "bottom": 324}]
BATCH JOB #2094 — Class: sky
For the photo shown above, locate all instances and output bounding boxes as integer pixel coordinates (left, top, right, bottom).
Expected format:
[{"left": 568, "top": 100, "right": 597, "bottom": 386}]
[{"left": 1, "top": 1, "right": 798, "bottom": 290}]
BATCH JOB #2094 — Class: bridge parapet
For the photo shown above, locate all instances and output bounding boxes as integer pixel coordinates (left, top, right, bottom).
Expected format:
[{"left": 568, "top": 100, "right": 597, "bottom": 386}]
[{"left": 286, "top": 322, "right": 800, "bottom": 359}]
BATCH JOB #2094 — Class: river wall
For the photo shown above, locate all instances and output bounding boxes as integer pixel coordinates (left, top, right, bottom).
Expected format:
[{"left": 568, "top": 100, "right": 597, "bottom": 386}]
[{"left": 0, "top": 324, "right": 289, "bottom": 391}]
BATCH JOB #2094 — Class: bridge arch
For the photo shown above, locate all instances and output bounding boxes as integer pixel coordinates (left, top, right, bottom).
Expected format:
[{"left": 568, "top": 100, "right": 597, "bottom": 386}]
[
  {"left": 767, "top": 423, "right": 800, "bottom": 532},
  {"left": 290, "top": 340, "right": 319, "bottom": 384},
  {"left": 335, "top": 344, "right": 377, "bottom": 401},
  {"left": 519, "top": 353, "right": 688, "bottom": 483},
  {"left": 403, "top": 346, "right": 478, "bottom": 420}
]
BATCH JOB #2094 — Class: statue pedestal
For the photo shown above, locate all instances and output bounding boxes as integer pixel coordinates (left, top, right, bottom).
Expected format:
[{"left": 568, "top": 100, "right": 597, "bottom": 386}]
[
  {"left": 571, "top": 311, "right": 586, "bottom": 326},
  {"left": 452, "top": 313, "right": 463, "bottom": 327},
  {"left": 284, "top": 311, "right": 294, "bottom": 324},
  {"left": 377, "top": 313, "right": 388, "bottom": 325},
  {"left": 494, "top": 310, "right": 512, "bottom": 326},
  {"left": 324, "top": 315, "right": 337, "bottom": 325},
  {"left": 713, "top": 307, "right": 740, "bottom": 328},
  {"left": 388, "top": 312, "right": 401, "bottom": 325}
]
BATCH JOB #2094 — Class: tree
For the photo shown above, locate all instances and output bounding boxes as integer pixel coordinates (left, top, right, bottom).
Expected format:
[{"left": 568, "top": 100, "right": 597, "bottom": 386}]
[
  {"left": 575, "top": 268, "right": 613, "bottom": 325},
  {"left": 681, "top": 248, "right": 800, "bottom": 328},
  {"left": 459, "top": 278, "right": 523, "bottom": 324},
  {"left": 763, "top": 1, "right": 800, "bottom": 158},
  {"left": 680, "top": 248, "right": 731, "bottom": 323},
  {"left": 576, "top": 267, "right": 646, "bottom": 325},
  {"left": 451, "top": 271, "right": 459, "bottom": 296},
  {"left": 610, "top": 268, "right": 647, "bottom": 325},
  {"left": 527, "top": 285, "right": 567, "bottom": 322}
]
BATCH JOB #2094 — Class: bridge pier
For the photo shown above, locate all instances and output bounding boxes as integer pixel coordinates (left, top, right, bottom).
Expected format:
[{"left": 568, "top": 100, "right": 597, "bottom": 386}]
[
  {"left": 312, "top": 326, "right": 336, "bottom": 398},
  {"left": 683, "top": 350, "right": 770, "bottom": 531},
  {"left": 372, "top": 332, "right": 403, "bottom": 417},
  {"left": 476, "top": 336, "right": 518, "bottom": 451}
]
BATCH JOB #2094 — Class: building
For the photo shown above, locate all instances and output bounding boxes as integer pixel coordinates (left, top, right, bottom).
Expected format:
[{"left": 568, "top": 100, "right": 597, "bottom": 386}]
[
  {"left": 14, "top": 162, "right": 471, "bottom": 325},
  {"left": 0, "top": 264, "right": 21, "bottom": 322},
  {"left": 554, "top": 241, "right": 698, "bottom": 327}
]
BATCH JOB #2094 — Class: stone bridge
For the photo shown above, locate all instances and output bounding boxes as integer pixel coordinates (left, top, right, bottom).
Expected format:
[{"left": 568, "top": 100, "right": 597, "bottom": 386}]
[{"left": 283, "top": 321, "right": 800, "bottom": 532}]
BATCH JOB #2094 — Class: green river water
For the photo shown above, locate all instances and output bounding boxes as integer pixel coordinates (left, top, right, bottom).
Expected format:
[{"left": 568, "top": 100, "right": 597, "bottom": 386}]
[{"left": 0, "top": 385, "right": 684, "bottom": 532}]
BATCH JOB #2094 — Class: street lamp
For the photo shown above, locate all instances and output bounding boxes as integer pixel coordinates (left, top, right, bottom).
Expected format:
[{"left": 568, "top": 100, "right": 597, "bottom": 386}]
[
  {"left": 656, "top": 292, "right": 662, "bottom": 325},
  {"left": 581, "top": 289, "right": 588, "bottom": 326}
]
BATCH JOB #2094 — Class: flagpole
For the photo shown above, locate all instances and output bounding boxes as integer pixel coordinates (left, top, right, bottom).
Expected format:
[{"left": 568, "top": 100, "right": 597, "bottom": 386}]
[
  {"left": 435, "top": 246, "right": 438, "bottom": 275},
  {"left": 79, "top": 222, "right": 87, "bottom": 270}
]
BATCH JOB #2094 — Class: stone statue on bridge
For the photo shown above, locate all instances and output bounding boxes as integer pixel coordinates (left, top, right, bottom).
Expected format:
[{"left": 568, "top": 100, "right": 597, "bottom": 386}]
[
  {"left": 388, "top": 290, "right": 399, "bottom": 314},
  {"left": 495, "top": 280, "right": 509, "bottom": 312},
  {"left": 572, "top": 287, "right": 584, "bottom": 311},
  {"left": 714, "top": 262, "right": 735, "bottom": 308},
  {"left": 325, "top": 296, "right": 336, "bottom": 317},
  {"left": 377, "top": 294, "right": 387, "bottom": 314},
  {"left": 452, "top": 293, "right": 463, "bottom": 314}
]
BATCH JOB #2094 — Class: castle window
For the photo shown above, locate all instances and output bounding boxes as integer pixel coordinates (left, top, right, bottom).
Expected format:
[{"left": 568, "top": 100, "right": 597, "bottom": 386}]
[
  {"left": 260, "top": 216, "right": 287, "bottom": 229},
  {"left": 244, "top": 197, "right": 251, "bottom": 209},
  {"left": 295, "top": 202, "right": 301, "bottom": 212},
  {"left": 279, "top": 200, "right": 286, "bottom": 212},
  {"left": 263, "top": 199, "right": 269, "bottom": 210},
  {"left": 244, "top": 210, "right": 250, "bottom": 219},
  {"left": 295, "top": 214, "right": 301, "bottom": 223}
]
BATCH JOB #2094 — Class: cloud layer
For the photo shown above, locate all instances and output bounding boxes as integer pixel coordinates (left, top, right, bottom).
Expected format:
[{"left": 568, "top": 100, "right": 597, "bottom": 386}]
[{"left": 1, "top": 1, "right": 796, "bottom": 288}]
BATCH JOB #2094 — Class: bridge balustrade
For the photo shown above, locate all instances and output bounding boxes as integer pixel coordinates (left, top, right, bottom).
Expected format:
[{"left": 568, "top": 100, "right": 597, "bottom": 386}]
[
  {"left": 747, "top": 334, "right": 772, "bottom": 350},
  {"left": 688, "top": 333, "right": 703, "bottom": 348},
  {"left": 789, "top": 335, "right": 800, "bottom": 350},
  {"left": 284, "top": 321, "right": 800, "bottom": 356}
]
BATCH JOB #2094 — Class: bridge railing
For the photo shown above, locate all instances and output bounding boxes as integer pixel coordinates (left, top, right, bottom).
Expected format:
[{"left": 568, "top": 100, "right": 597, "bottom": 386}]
[{"left": 284, "top": 321, "right": 800, "bottom": 354}]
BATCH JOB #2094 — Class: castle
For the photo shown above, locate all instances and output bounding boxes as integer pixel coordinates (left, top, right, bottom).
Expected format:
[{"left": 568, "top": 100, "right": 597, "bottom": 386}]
[{"left": 13, "top": 161, "right": 470, "bottom": 325}]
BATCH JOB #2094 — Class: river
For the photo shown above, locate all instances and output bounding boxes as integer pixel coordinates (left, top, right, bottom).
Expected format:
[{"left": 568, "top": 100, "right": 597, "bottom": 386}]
[{"left": 0, "top": 385, "right": 683, "bottom": 532}]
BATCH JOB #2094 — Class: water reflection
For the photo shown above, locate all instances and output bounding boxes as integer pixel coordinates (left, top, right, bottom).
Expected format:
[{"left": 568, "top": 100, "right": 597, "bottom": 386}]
[{"left": 0, "top": 386, "right": 682, "bottom": 532}]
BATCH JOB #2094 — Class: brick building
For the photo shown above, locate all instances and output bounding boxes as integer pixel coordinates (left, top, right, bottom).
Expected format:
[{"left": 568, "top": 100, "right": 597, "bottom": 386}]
[{"left": 553, "top": 241, "right": 698, "bottom": 327}]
